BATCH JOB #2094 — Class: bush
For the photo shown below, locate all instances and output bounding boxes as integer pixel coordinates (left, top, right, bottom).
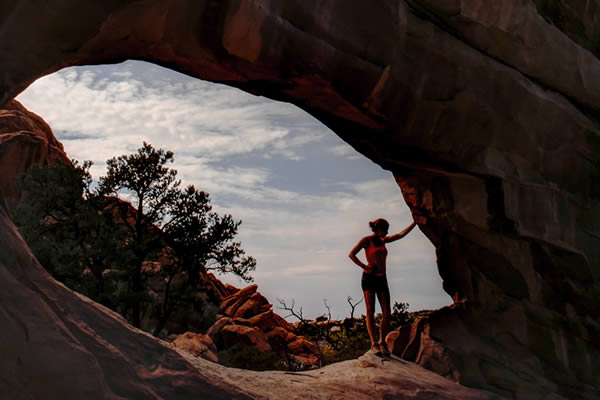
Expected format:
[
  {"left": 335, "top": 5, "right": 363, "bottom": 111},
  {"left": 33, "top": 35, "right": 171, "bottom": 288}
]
[
  {"left": 320, "top": 321, "right": 371, "bottom": 364},
  {"left": 217, "top": 343, "right": 287, "bottom": 371},
  {"left": 389, "top": 301, "right": 413, "bottom": 330}
]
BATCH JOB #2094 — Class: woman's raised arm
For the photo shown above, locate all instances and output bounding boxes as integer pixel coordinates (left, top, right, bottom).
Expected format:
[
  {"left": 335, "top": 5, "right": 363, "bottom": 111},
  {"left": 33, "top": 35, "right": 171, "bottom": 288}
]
[{"left": 384, "top": 220, "right": 419, "bottom": 243}]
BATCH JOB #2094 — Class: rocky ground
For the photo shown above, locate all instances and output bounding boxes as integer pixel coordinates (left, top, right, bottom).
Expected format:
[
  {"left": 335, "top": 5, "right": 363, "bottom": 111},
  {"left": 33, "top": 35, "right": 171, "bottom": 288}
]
[{"left": 176, "top": 345, "right": 506, "bottom": 400}]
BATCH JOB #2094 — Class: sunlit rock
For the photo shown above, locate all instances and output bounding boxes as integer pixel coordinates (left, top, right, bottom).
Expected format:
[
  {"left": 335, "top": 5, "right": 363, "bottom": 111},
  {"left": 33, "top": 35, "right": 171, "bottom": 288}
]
[
  {"left": 172, "top": 331, "right": 219, "bottom": 363},
  {"left": 0, "top": 100, "right": 69, "bottom": 211},
  {"left": 232, "top": 291, "right": 271, "bottom": 319}
]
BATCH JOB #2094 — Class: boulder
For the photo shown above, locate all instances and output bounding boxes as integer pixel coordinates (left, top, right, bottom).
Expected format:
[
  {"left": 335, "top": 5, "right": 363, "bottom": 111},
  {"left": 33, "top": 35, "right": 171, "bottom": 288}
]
[
  {"left": 387, "top": 318, "right": 427, "bottom": 361},
  {"left": 232, "top": 292, "right": 271, "bottom": 319},
  {"left": 246, "top": 310, "right": 278, "bottom": 332},
  {"left": 272, "top": 312, "right": 295, "bottom": 332},
  {"left": 221, "top": 284, "right": 258, "bottom": 316},
  {"left": 232, "top": 317, "right": 253, "bottom": 327},
  {"left": 224, "top": 283, "right": 239, "bottom": 294},
  {"left": 204, "top": 272, "right": 239, "bottom": 300},
  {"left": 245, "top": 309, "right": 295, "bottom": 333},
  {"left": 284, "top": 331, "right": 297, "bottom": 343},
  {"left": 291, "top": 353, "right": 320, "bottom": 369},
  {"left": 287, "top": 337, "right": 319, "bottom": 356},
  {"left": 172, "top": 332, "right": 219, "bottom": 363},
  {"left": 264, "top": 327, "right": 288, "bottom": 345},
  {"left": 220, "top": 325, "right": 271, "bottom": 353},
  {"left": 206, "top": 316, "right": 234, "bottom": 344}
]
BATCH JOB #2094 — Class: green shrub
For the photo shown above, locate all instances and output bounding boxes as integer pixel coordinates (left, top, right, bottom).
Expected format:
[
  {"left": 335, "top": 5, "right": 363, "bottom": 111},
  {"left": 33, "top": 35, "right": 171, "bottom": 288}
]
[{"left": 320, "top": 326, "right": 371, "bottom": 364}]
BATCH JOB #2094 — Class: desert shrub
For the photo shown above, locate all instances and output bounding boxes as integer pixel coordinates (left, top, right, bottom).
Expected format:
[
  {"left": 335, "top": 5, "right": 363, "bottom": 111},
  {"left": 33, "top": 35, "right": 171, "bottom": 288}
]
[
  {"left": 389, "top": 301, "right": 413, "bottom": 330},
  {"left": 320, "top": 321, "right": 371, "bottom": 364},
  {"left": 217, "top": 343, "right": 287, "bottom": 371}
]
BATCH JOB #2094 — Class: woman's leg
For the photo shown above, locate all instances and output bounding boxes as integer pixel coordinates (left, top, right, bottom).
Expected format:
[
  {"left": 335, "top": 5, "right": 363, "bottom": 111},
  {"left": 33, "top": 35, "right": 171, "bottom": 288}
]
[
  {"left": 376, "top": 282, "right": 391, "bottom": 350},
  {"left": 363, "top": 289, "right": 378, "bottom": 349}
]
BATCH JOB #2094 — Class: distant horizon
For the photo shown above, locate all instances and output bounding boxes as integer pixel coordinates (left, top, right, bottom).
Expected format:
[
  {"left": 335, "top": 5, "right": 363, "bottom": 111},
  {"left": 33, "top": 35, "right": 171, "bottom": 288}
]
[{"left": 16, "top": 59, "right": 452, "bottom": 320}]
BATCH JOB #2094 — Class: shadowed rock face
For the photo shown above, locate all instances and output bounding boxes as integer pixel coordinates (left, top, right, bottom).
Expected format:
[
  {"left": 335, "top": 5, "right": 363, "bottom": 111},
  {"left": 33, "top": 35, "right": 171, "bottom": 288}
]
[{"left": 0, "top": 1, "right": 599, "bottom": 399}]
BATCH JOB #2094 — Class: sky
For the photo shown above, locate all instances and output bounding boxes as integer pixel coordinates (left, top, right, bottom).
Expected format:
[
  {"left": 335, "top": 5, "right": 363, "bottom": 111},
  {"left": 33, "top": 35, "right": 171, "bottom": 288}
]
[{"left": 16, "top": 60, "right": 451, "bottom": 320}]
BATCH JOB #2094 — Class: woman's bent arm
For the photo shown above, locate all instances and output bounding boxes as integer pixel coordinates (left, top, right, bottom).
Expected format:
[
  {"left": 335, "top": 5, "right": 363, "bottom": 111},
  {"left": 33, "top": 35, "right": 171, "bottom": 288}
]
[{"left": 349, "top": 237, "right": 368, "bottom": 270}]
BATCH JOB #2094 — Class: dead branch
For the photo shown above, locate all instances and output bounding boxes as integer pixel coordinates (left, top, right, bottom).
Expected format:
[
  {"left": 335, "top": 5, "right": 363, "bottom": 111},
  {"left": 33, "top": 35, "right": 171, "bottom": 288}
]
[
  {"left": 347, "top": 296, "right": 363, "bottom": 319},
  {"left": 275, "top": 297, "right": 307, "bottom": 325}
]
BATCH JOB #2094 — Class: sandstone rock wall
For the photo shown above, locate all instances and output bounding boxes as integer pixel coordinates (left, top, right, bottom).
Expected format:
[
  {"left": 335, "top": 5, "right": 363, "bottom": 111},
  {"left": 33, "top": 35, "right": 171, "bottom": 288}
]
[
  {"left": 1, "top": 1, "right": 599, "bottom": 399},
  {"left": 0, "top": 99, "right": 69, "bottom": 211}
]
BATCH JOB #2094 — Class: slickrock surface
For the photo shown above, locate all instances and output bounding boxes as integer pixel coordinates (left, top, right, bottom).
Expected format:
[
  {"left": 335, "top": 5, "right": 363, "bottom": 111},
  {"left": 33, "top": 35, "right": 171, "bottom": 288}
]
[{"left": 176, "top": 347, "right": 505, "bottom": 400}]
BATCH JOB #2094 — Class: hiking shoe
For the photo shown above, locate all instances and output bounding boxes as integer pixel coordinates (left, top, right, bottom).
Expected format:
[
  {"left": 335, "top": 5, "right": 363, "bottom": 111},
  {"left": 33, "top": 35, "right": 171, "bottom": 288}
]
[{"left": 379, "top": 341, "right": 391, "bottom": 357}]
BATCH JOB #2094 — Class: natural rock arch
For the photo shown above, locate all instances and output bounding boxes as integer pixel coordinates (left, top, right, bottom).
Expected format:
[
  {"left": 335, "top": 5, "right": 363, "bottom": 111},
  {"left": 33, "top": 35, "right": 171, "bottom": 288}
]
[{"left": 1, "top": 1, "right": 599, "bottom": 399}]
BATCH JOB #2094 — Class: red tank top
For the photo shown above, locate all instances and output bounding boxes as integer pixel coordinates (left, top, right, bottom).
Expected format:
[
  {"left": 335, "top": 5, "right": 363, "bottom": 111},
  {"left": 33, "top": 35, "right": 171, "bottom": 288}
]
[{"left": 364, "top": 236, "right": 387, "bottom": 275}]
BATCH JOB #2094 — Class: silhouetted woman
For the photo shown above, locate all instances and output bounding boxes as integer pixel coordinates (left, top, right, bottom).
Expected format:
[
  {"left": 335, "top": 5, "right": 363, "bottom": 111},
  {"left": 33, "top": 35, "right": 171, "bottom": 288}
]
[{"left": 348, "top": 218, "right": 420, "bottom": 356}]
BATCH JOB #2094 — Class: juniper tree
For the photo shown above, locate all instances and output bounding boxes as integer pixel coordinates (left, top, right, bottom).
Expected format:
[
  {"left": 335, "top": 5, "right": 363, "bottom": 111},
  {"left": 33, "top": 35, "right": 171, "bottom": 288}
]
[{"left": 14, "top": 142, "right": 256, "bottom": 333}]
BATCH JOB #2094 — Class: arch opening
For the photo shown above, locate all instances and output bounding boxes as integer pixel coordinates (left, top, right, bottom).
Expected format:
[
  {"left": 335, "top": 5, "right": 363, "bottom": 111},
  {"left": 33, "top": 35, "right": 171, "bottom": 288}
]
[{"left": 11, "top": 59, "right": 451, "bottom": 372}]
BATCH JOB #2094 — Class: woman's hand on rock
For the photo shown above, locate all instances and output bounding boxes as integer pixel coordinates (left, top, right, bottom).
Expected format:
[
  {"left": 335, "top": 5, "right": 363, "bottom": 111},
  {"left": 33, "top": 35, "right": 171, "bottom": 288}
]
[{"left": 414, "top": 215, "right": 427, "bottom": 225}]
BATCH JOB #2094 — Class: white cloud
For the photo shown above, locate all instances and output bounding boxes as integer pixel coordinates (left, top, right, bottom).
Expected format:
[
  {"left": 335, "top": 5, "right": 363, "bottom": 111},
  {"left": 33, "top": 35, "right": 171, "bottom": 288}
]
[
  {"left": 110, "top": 71, "right": 133, "bottom": 78},
  {"left": 327, "top": 144, "right": 362, "bottom": 160},
  {"left": 17, "top": 65, "right": 327, "bottom": 166}
]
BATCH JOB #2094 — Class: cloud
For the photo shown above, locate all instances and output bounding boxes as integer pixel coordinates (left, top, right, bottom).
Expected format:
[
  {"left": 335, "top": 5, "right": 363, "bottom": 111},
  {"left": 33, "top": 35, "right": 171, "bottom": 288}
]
[
  {"left": 110, "top": 71, "right": 133, "bottom": 78},
  {"left": 16, "top": 60, "right": 452, "bottom": 319},
  {"left": 327, "top": 144, "right": 362, "bottom": 160},
  {"left": 17, "top": 64, "right": 328, "bottom": 166}
]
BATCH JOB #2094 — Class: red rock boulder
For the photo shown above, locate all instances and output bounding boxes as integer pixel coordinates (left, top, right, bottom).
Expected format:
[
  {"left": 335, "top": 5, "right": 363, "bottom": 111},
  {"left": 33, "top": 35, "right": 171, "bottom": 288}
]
[
  {"left": 220, "top": 284, "right": 258, "bottom": 316},
  {"left": 232, "top": 292, "right": 271, "bottom": 319},
  {"left": 0, "top": 99, "right": 69, "bottom": 211},
  {"left": 172, "top": 332, "right": 219, "bottom": 363},
  {"left": 220, "top": 325, "right": 271, "bottom": 353},
  {"left": 264, "top": 327, "right": 288, "bottom": 345},
  {"left": 246, "top": 309, "right": 294, "bottom": 333},
  {"left": 287, "top": 337, "right": 319, "bottom": 355},
  {"left": 206, "top": 316, "right": 234, "bottom": 345}
]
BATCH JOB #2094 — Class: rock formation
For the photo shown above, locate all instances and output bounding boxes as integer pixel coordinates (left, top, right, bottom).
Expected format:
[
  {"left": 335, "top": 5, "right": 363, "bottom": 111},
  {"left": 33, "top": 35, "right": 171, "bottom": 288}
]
[
  {"left": 0, "top": 99, "right": 69, "bottom": 211},
  {"left": 172, "top": 331, "right": 219, "bottom": 363},
  {"left": 1, "top": 1, "right": 599, "bottom": 399},
  {"left": 203, "top": 284, "right": 322, "bottom": 369}
]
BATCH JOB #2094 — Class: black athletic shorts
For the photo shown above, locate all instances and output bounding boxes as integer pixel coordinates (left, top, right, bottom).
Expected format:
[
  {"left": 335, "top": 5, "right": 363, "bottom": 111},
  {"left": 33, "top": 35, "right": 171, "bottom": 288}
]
[{"left": 361, "top": 272, "right": 389, "bottom": 292}]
